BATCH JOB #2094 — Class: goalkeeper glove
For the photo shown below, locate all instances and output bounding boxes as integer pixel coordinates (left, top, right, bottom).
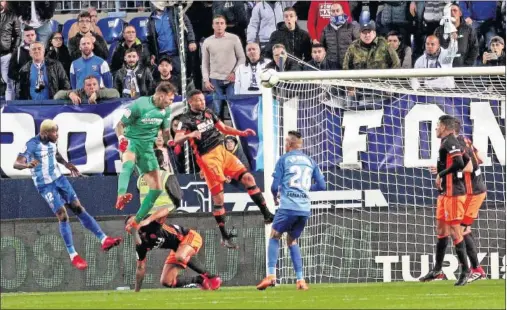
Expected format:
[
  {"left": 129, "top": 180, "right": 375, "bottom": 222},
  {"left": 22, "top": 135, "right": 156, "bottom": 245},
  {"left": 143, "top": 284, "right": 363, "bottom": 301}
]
[{"left": 118, "top": 135, "right": 129, "bottom": 153}]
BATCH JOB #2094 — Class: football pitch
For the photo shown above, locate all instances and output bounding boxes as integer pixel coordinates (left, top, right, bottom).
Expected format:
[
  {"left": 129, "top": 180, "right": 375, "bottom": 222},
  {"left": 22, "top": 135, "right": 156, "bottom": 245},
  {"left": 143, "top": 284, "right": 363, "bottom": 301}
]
[{"left": 1, "top": 280, "right": 505, "bottom": 309}]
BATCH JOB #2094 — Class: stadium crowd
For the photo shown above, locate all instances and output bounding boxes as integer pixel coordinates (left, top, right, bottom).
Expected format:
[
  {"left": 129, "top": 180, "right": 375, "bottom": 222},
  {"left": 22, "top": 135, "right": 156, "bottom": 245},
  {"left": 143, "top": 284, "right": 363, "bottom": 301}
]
[{"left": 0, "top": 1, "right": 505, "bottom": 173}]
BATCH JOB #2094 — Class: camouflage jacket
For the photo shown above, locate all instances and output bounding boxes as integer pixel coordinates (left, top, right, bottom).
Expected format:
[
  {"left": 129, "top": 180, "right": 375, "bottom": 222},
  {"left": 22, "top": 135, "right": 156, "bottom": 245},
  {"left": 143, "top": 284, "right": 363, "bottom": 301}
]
[{"left": 343, "top": 36, "right": 400, "bottom": 70}]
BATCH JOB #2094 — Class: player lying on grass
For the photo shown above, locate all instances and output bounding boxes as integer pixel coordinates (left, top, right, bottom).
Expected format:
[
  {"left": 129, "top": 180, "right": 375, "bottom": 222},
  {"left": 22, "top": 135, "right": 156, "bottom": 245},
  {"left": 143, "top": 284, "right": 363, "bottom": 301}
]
[
  {"left": 419, "top": 115, "right": 471, "bottom": 286},
  {"left": 114, "top": 82, "right": 176, "bottom": 232},
  {"left": 126, "top": 210, "right": 222, "bottom": 292},
  {"left": 173, "top": 89, "right": 274, "bottom": 249},
  {"left": 13, "top": 119, "right": 122, "bottom": 270},
  {"left": 257, "top": 131, "right": 326, "bottom": 291},
  {"left": 453, "top": 118, "right": 487, "bottom": 282}
]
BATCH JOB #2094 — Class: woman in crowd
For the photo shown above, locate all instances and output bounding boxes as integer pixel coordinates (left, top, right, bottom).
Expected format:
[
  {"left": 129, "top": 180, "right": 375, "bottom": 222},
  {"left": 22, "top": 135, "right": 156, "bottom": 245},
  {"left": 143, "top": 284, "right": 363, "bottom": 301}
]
[
  {"left": 46, "top": 32, "right": 72, "bottom": 73},
  {"left": 386, "top": 30, "right": 412, "bottom": 69}
]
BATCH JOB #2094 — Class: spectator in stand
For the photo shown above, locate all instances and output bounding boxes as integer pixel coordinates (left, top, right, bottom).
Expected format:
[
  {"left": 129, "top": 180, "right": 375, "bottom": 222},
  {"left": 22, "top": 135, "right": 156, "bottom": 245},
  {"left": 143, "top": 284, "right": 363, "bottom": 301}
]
[
  {"left": 147, "top": 2, "right": 196, "bottom": 77},
  {"left": 113, "top": 48, "right": 155, "bottom": 98},
  {"left": 307, "top": 1, "right": 351, "bottom": 45},
  {"left": 246, "top": 1, "right": 296, "bottom": 51},
  {"left": 110, "top": 25, "right": 150, "bottom": 74},
  {"left": 10, "top": 1, "right": 55, "bottom": 45},
  {"left": 265, "top": 43, "right": 300, "bottom": 71},
  {"left": 410, "top": 1, "right": 448, "bottom": 58},
  {"left": 212, "top": 1, "right": 249, "bottom": 47},
  {"left": 386, "top": 30, "right": 412, "bottom": 69},
  {"left": 0, "top": 1, "right": 21, "bottom": 100},
  {"left": 377, "top": 1, "right": 410, "bottom": 45},
  {"left": 459, "top": 1, "right": 497, "bottom": 51},
  {"left": 16, "top": 42, "right": 70, "bottom": 100},
  {"left": 8, "top": 26, "right": 37, "bottom": 87},
  {"left": 68, "top": 11, "right": 108, "bottom": 61},
  {"left": 185, "top": 1, "right": 214, "bottom": 89},
  {"left": 482, "top": 36, "right": 505, "bottom": 66},
  {"left": 303, "top": 44, "right": 337, "bottom": 71},
  {"left": 343, "top": 21, "right": 400, "bottom": 70},
  {"left": 154, "top": 56, "right": 179, "bottom": 93},
  {"left": 54, "top": 75, "right": 120, "bottom": 104},
  {"left": 234, "top": 42, "right": 270, "bottom": 95},
  {"left": 45, "top": 32, "right": 72, "bottom": 74},
  {"left": 69, "top": 36, "right": 112, "bottom": 89},
  {"left": 266, "top": 7, "right": 312, "bottom": 61},
  {"left": 202, "top": 14, "right": 245, "bottom": 118},
  {"left": 412, "top": 35, "right": 455, "bottom": 90},
  {"left": 224, "top": 135, "right": 251, "bottom": 171},
  {"left": 434, "top": 4, "right": 479, "bottom": 67},
  {"left": 67, "top": 7, "right": 103, "bottom": 40},
  {"left": 320, "top": 2, "right": 359, "bottom": 69}
]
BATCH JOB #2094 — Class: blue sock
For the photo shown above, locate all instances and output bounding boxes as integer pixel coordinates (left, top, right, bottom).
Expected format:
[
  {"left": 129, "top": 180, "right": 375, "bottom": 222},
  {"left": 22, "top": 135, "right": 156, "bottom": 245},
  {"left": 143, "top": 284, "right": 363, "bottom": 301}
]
[
  {"left": 267, "top": 238, "right": 279, "bottom": 276},
  {"left": 77, "top": 211, "right": 106, "bottom": 241},
  {"left": 289, "top": 244, "right": 303, "bottom": 280},
  {"left": 59, "top": 221, "right": 76, "bottom": 255}
]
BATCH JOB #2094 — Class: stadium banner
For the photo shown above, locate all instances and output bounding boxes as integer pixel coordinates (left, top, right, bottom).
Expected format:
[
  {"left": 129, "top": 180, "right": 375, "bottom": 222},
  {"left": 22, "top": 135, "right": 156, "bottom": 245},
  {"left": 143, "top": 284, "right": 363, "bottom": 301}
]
[{"left": 1, "top": 209, "right": 504, "bottom": 292}]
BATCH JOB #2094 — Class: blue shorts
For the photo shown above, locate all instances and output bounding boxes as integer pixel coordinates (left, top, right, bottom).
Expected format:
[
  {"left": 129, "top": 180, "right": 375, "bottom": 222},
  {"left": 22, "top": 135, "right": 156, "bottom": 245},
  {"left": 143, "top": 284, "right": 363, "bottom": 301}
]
[
  {"left": 37, "top": 176, "right": 78, "bottom": 213},
  {"left": 272, "top": 208, "right": 310, "bottom": 239}
]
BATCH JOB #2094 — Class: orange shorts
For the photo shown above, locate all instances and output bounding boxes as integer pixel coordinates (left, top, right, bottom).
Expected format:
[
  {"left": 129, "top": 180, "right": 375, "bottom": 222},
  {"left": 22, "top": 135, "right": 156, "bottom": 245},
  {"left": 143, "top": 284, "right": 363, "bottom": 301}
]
[
  {"left": 462, "top": 192, "right": 486, "bottom": 226},
  {"left": 199, "top": 144, "right": 247, "bottom": 195},
  {"left": 436, "top": 195, "right": 466, "bottom": 225},
  {"left": 164, "top": 230, "right": 203, "bottom": 268}
]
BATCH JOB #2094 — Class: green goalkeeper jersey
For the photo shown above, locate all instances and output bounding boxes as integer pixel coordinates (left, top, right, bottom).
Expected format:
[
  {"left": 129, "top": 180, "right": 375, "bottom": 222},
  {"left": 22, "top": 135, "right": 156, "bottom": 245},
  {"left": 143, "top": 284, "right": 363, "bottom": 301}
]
[{"left": 121, "top": 96, "right": 171, "bottom": 141}]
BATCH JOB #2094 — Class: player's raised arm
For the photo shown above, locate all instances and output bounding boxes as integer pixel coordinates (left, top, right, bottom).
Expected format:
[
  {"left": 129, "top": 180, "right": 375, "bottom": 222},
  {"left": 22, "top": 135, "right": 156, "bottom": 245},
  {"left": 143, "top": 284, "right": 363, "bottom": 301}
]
[{"left": 215, "top": 120, "right": 256, "bottom": 137}]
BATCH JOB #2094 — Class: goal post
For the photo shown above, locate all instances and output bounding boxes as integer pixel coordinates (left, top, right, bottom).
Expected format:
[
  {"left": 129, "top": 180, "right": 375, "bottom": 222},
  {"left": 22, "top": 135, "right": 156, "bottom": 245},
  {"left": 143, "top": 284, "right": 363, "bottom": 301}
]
[{"left": 261, "top": 67, "right": 506, "bottom": 283}]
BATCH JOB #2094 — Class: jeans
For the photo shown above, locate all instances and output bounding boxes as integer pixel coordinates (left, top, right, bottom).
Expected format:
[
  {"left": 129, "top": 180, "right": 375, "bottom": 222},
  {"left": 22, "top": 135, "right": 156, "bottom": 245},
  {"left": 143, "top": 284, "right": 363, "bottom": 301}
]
[
  {"left": 210, "top": 78, "right": 234, "bottom": 119},
  {"left": 472, "top": 20, "right": 497, "bottom": 50},
  {"left": 35, "top": 21, "right": 53, "bottom": 46},
  {"left": 0, "top": 53, "right": 14, "bottom": 100}
]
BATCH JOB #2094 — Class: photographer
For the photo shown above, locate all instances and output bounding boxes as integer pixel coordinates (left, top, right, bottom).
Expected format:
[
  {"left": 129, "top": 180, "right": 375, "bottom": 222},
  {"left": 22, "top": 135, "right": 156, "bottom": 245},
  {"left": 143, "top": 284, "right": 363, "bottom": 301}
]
[
  {"left": 482, "top": 36, "right": 505, "bottom": 66},
  {"left": 16, "top": 42, "right": 70, "bottom": 100}
]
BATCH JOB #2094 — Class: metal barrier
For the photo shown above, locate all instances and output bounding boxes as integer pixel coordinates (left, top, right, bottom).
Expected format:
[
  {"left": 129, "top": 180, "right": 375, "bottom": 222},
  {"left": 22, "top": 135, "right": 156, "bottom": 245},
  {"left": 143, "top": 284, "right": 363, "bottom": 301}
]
[{"left": 55, "top": 0, "right": 151, "bottom": 14}]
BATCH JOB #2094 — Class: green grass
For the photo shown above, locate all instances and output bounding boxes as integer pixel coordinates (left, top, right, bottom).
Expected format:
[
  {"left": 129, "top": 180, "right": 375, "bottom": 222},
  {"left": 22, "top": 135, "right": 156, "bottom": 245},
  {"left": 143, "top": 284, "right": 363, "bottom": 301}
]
[{"left": 1, "top": 280, "right": 505, "bottom": 309}]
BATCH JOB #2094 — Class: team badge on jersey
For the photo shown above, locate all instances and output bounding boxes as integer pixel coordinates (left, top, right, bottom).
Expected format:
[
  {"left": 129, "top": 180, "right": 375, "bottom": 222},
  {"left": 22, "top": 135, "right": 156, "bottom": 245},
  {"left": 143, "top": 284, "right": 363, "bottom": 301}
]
[{"left": 124, "top": 109, "right": 131, "bottom": 118}]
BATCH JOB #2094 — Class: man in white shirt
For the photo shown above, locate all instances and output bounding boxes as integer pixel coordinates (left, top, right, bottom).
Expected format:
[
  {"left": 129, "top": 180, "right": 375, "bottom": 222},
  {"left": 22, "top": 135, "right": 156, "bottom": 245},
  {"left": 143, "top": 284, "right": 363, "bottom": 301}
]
[
  {"left": 234, "top": 43, "right": 270, "bottom": 95},
  {"left": 412, "top": 35, "right": 455, "bottom": 90}
]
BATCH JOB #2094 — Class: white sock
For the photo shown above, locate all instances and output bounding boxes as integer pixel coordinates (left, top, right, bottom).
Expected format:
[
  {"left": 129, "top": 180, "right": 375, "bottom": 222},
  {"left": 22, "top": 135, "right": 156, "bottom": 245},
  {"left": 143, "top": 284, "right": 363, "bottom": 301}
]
[
  {"left": 101, "top": 236, "right": 108, "bottom": 245},
  {"left": 70, "top": 252, "right": 78, "bottom": 260}
]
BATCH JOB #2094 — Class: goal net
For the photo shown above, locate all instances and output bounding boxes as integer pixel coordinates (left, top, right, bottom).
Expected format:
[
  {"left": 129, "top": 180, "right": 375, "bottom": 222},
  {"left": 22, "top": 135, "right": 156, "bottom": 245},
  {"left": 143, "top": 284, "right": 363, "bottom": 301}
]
[{"left": 261, "top": 67, "right": 506, "bottom": 284}]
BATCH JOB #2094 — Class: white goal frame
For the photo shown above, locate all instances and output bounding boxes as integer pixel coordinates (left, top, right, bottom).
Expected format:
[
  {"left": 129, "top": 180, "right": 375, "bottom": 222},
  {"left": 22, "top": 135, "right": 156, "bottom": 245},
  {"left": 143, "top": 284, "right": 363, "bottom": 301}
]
[{"left": 260, "top": 66, "right": 506, "bottom": 281}]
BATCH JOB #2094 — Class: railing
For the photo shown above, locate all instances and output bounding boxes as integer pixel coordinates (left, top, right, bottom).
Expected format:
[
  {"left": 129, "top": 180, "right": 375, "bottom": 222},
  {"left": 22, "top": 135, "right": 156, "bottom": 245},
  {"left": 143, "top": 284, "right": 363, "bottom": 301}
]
[{"left": 55, "top": 0, "right": 151, "bottom": 14}]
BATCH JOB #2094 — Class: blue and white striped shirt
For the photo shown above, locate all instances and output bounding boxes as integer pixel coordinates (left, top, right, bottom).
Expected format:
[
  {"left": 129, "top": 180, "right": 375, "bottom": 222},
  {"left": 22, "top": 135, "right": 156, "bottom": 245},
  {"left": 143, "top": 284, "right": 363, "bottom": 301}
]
[{"left": 19, "top": 135, "right": 62, "bottom": 188}]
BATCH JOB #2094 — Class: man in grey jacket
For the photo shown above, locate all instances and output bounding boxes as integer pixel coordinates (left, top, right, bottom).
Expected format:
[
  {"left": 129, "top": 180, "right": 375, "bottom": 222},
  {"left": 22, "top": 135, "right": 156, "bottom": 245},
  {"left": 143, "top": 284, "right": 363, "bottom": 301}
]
[
  {"left": 320, "top": 3, "right": 359, "bottom": 69},
  {"left": 246, "top": 1, "right": 296, "bottom": 51},
  {"left": 54, "top": 75, "right": 119, "bottom": 105}
]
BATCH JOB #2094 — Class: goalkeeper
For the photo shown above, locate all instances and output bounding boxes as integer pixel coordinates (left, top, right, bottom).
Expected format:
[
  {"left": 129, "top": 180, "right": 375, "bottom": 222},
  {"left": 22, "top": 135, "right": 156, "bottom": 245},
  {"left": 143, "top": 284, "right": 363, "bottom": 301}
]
[
  {"left": 256, "top": 131, "right": 325, "bottom": 291},
  {"left": 115, "top": 82, "right": 176, "bottom": 232}
]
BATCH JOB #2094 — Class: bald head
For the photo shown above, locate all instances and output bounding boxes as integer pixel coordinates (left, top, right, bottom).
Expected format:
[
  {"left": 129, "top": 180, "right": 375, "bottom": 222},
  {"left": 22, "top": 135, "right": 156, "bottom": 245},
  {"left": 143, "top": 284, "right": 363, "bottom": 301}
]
[
  {"left": 425, "top": 35, "right": 440, "bottom": 55},
  {"left": 79, "top": 35, "right": 94, "bottom": 56}
]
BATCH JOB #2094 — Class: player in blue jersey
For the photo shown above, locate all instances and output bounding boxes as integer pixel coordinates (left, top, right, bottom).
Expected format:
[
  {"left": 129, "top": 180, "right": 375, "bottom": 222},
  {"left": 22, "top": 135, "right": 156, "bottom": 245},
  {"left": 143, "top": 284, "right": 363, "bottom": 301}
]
[
  {"left": 256, "top": 131, "right": 326, "bottom": 291},
  {"left": 13, "top": 119, "right": 122, "bottom": 271}
]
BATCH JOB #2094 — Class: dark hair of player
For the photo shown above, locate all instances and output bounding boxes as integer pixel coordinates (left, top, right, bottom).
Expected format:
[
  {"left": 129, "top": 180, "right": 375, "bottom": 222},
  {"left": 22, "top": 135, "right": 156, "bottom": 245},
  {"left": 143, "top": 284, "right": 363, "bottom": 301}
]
[
  {"left": 124, "top": 47, "right": 139, "bottom": 56},
  {"left": 453, "top": 118, "right": 462, "bottom": 134},
  {"left": 155, "top": 81, "right": 177, "bottom": 94},
  {"left": 438, "top": 115, "right": 456, "bottom": 131},
  {"left": 288, "top": 130, "right": 302, "bottom": 139},
  {"left": 187, "top": 89, "right": 203, "bottom": 99}
]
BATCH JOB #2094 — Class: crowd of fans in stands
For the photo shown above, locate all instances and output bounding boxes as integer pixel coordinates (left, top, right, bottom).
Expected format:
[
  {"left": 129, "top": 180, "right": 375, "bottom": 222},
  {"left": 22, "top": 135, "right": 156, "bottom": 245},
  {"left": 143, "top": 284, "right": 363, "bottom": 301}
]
[{"left": 0, "top": 1, "right": 505, "bottom": 105}]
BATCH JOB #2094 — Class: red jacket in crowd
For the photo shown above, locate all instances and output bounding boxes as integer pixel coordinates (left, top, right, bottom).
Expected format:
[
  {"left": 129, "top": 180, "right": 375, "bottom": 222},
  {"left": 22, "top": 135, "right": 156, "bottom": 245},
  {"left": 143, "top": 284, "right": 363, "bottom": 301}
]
[{"left": 307, "top": 1, "right": 352, "bottom": 42}]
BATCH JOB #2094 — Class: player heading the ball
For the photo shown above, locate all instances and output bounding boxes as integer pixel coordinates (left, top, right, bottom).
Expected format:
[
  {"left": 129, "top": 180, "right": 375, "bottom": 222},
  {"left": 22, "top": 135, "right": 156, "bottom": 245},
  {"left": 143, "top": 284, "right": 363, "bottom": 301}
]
[
  {"left": 115, "top": 82, "right": 176, "bottom": 232},
  {"left": 257, "top": 131, "right": 326, "bottom": 291},
  {"left": 13, "top": 119, "right": 122, "bottom": 270}
]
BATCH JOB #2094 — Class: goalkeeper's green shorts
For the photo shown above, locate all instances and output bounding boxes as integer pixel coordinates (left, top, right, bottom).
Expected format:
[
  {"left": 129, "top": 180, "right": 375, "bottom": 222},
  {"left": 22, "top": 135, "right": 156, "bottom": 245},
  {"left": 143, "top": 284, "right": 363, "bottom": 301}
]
[{"left": 127, "top": 139, "right": 159, "bottom": 174}]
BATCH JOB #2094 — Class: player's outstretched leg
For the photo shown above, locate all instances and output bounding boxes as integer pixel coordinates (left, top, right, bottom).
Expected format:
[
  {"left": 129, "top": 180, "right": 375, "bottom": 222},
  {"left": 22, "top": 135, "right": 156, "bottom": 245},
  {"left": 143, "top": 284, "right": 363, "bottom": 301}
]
[
  {"left": 463, "top": 228, "right": 486, "bottom": 282},
  {"left": 239, "top": 172, "right": 274, "bottom": 224},
  {"left": 213, "top": 204, "right": 238, "bottom": 249},
  {"left": 67, "top": 202, "right": 122, "bottom": 251},
  {"left": 116, "top": 153, "right": 136, "bottom": 210},
  {"left": 55, "top": 207, "right": 88, "bottom": 270},
  {"left": 171, "top": 256, "right": 222, "bottom": 290},
  {"left": 126, "top": 170, "right": 163, "bottom": 231}
]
